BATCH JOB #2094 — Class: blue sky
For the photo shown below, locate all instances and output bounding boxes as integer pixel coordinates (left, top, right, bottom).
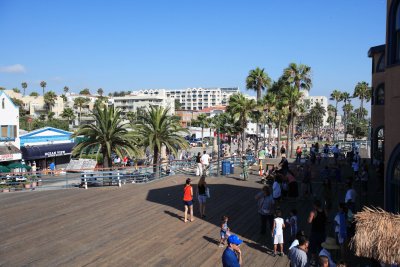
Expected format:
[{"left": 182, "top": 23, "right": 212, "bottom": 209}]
[{"left": 0, "top": 0, "right": 386, "bottom": 111}]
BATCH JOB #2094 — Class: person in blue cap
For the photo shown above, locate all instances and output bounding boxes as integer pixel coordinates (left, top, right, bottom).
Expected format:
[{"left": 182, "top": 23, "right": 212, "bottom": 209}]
[{"left": 222, "top": 234, "right": 243, "bottom": 267}]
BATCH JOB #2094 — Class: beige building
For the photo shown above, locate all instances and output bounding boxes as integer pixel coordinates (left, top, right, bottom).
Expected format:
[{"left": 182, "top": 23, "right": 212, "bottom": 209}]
[
  {"left": 110, "top": 89, "right": 175, "bottom": 116},
  {"left": 4, "top": 90, "right": 64, "bottom": 118},
  {"left": 368, "top": 0, "right": 400, "bottom": 213}
]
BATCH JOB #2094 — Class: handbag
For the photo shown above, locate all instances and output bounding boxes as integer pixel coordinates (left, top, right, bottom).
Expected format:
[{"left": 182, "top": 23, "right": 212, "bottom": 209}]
[{"left": 205, "top": 187, "right": 210, "bottom": 198}]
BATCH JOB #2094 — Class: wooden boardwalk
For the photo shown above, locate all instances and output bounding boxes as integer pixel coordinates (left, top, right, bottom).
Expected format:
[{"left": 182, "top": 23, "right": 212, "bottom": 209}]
[{"left": 0, "top": 158, "right": 378, "bottom": 267}]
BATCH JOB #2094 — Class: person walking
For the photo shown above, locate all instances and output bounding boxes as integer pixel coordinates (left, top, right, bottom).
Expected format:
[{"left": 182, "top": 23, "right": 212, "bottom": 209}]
[
  {"left": 222, "top": 235, "right": 243, "bottom": 267},
  {"left": 219, "top": 215, "right": 230, "bottom": 247},
  {"left": 196, "top": 152, "right": 202, "bottom": 176},
  {"left": 272, "top": 209, "right": 285, "bottom": 256},
  {"left": 308, "top": 200, "right": 327, "bottom": 265},
  {"left": 241, "top": 156, "right": 249, "bottom": 181},
  {"left": 201, "top": 151, "right": 210, "bottom": 176},
  {"left": 183, "top": 178, "right": 194, "bottom": 223},
  {"left": 280, "top": 144, "right": 286, "bottom": 158},
  {"left": 288, "top": 235, "right": 309, "bottom": 267},
  {"left": 197, "top": 175, "right": 207, "bottom": 218},
  {"left": 255, "top": 186, "right": 275, "bottom": 234},
  {"left": 296, "top": 146, "right": 302, "bottom": 162}
]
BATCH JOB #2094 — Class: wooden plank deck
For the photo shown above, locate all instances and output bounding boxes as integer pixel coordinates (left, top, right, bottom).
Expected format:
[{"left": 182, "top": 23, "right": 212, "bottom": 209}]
[{"left": 0, "top": 158, "right": 380, "bottom": 267}]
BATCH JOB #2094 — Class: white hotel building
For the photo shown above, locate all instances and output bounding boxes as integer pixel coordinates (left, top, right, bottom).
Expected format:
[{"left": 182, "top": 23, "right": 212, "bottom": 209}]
[
  {"left": 300, "top": 90, "right": 329, "bottom": 126},
  {"left": 165, "top": 87, "right": 240, "bottom": 110}
]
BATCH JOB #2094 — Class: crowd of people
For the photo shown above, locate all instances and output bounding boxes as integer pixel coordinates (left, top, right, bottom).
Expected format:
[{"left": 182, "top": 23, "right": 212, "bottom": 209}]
[{"left": 179, "top": 139, "right": 378, "bottom": 267}]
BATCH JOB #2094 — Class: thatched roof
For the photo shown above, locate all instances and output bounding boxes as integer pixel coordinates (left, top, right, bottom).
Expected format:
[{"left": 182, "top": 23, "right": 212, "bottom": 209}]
[{"left": 350, "top": 207, "right": 400, "bottom": 264}]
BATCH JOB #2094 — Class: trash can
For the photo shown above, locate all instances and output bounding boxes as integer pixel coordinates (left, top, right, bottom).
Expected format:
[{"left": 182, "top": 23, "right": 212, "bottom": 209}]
[
  {"left": 230, "top": 163, "right": 234, "bottom": 174},
  {"left": 222, "top": 161, "right": 231, "bottom": 175}
]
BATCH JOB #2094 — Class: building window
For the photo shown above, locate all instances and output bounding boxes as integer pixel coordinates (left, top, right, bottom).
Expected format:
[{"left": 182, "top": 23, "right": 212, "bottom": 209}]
[
  {"left": 388, "top": 0, "right": 400, "bottom": 64},
  {"left": 376, "top": 53, "right": 385, "bottom": 72},
  {"left": 1, "top": 98, "right": 4, "bottom": 109},
  {"left": 375, "top": 84, "right": 385, "bottom": 105}
]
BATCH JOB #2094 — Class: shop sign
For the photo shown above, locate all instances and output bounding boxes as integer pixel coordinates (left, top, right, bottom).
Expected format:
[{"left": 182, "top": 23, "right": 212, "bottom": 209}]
[
  {"left": 44, "top": 150, "right": 66, "bottom": 157},
  {"left": 0, "top": 153, "right": 22, "bottom": 162}
]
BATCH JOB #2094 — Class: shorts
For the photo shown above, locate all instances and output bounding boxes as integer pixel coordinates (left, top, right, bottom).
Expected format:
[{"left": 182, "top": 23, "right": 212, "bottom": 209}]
[
  {"left": 198, "top": 195, "right": 207, "bottom": 203},
  {"left": 183, "top": 200, "right": 193, "bottom": 206},
  {"left": 274, "top": 234, "right": 283, "bottom": 244},
  {"left": 220, "top": 230, "right": 229, "bottom": 239}
]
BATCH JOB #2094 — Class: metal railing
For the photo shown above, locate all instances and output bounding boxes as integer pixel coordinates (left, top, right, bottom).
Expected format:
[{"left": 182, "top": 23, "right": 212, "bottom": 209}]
[{"left": 0, "top": 155, "right": 247, "bottom": 193}]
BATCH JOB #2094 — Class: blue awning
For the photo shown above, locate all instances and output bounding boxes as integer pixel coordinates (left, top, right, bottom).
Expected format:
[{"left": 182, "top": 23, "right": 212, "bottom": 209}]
[{"left": 21, "top": 143, "right": 75, "bottom": 160}]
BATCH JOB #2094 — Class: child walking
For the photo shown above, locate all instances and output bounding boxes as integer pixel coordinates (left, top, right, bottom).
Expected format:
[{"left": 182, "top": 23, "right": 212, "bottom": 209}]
[
  {"left": 219, "top": 216, "right": 230, "bottom": 247},
  {"left": 272, "top": 210, "right": 285, "bottom": 256}
]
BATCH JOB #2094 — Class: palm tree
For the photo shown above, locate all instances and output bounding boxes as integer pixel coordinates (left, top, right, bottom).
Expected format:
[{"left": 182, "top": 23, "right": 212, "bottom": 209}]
[
  {"left": 30, "top": 92, "right": 39, "bottom": 97},
  {"left": 133, "top": 106, "right": 189, "bottom": 173},
  {"left": 226, "top": 93, "right": 256, "bottom": 153},
  {"left": 61, "top": 107, "right": 76, "bottom": 127},
  {"left": 353, "top": 81, "right": 371, "bottom": 119},
  {"left": 72, "top": 105, "right": 139, "bottom": 168},
  {"left": 63, "top": 86, "right": 69, "bottom": 94},
  {"left": 246, "top": 67, "right": 272, "bottom": 101},
  {"left": 196, "top": 114, "right": 208, "bottom": 141},
  {"left": 327, "top": 104, "right": 336, "bottom": 131},
  {"left": 282, "top": 85, "right": 303, "bottom": 152},
  {"left": 40, "top": 81, "right": 47, "bottom": 95},
  {"left": 330, "top": 89, "right": 342, "bottom": 141},
  {"left": 44, "top": 91, "right": 57, "bottom": 112},
  {"left": 21, "top": 82, "right": 27, "bottom": 96},
  {"left": 262, "top": 92, "right": 276, "bottom": 145},
  {"left": 283, "top": 63, "right": 312, "bottom": 157},
  {"left": 80, "top": 88, "right": 91, "bottom": 95},
  {"left": 73, "top": 97, "right": 90, "bottom": 123},
  {"left": 342, "top": 102, "right": 354, "bottom": 140},
  {"left": 306, "top": 102, "right": 326, "bottom": 138},
  {"left": 340, "top": 92, "right": 351, "bottom": 141},
  {"left": 97, "top": 88, "right": 104, "bottom": 97}
]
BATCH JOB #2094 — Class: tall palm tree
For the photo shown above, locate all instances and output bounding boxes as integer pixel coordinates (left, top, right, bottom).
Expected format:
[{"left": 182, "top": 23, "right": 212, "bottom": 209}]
[
  {"left": 72, "top": 105, "right": 139, "bottom": 168},
  {"left": 226, "top": 93, "right": 256, "bottom": 153},
  {"left": 327, "top": 104, "right": 336, "bottom": 130},
  {"left": 342, "top": 102, "right": 354, "bottom": 140},
  {"left": 306, "top": 102, "right": 326, "bottom": 138},
  {"left": 73, "top": 97, "right": 90, "bottom": 123},
  {"left": 97, "top": 88, "right": 104, "bottom": 97},
  {"left": 133, "top": 106, "right": 189, "bottom": 173},
  {"left": 196, "top": 114, "right": 208, "bottom": 141},
  {"left": 262, "top": 92, "right": 276, "bottom": 145},
  {"left": 40, "top": 81, "right": 47, "bottom": 95},
  {"left": 63, "top": 86, "right": 69, "bottom": 94},
  {"left": 246, "top": 67, "right": 272, "bottom": 101},
  {"left": 283, "top": 63, "right": 312, "bottom": 157},
  {"left": 61, "top": 107, "right": 76, "bottom": 127},
  {"left": 282, "top": 85, "right": 303, "bottom": 152},
  {"left": 340, "top": 91, "right": 351, "bottom": 141},
  {"left": 353, "top": 81, "right": 371, "bottom": 119},
  {"left": 44, "top": 91, "right": 57, "bottom": 112},
  {"left": 21, "top": 82, "right": 27, "bottom": 96},
  {"left": 330, "top": 89, "right": 342, "bottom": 141}
]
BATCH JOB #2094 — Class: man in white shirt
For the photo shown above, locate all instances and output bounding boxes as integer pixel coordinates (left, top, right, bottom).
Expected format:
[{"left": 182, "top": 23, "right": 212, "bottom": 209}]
[
  {"left": 345, "top": 182, "right": 356, "bottom": 212},
  {"left": 200, "top": 151, "right": 210, "bottom": 175}
]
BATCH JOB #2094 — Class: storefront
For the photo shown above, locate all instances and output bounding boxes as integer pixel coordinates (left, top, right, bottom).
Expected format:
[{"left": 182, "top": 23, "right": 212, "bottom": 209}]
[
  {"left": 20, "top": 127, "right": 75, "bottom": 170},
  {"left": 0, "top": 145, "right": 22, "bottom": 166}
]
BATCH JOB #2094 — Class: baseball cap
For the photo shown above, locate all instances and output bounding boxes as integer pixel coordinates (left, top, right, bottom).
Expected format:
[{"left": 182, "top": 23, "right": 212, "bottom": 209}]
[{"left": 227, "top": 235, "right": 243, "bottom": 245}]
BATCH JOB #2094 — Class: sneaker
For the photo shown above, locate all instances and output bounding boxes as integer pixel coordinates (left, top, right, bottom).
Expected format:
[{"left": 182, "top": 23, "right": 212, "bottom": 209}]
[
  {"left": 219, "top": 244, "right": 224, "bottom": 248},
  {"left": 279, "top": 252, "right": 284, "bottom": 256}
]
